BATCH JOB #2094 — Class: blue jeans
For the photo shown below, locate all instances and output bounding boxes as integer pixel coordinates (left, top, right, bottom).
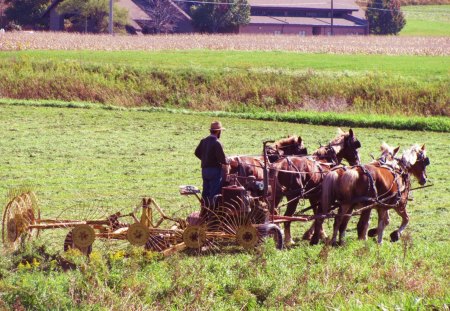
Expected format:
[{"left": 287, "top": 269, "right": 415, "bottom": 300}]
[{"left": 202, "top": 167, "right": 222, "bottom": 206}]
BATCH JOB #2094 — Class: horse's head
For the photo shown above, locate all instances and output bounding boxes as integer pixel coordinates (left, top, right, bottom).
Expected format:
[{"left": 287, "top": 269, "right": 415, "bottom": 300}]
[
  {"left": 277, "top": 136, "right": 308, "bottom": 155},
  {"left": 379, "top": 142, "right": 400, "bottom": 167},
  {"left": 401, "top": 144, "right": 430, "bottom": 185},
  {"left": 332, "top": 128, "right": 361, "bottom": 165}
]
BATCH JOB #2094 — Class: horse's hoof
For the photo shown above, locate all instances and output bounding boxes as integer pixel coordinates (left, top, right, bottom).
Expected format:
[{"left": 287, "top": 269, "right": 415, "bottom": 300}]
[
  {"left": 302, "top": 232, "right": 313, "bottom": 241},
  {"left": 310, "top": 236, "right": 320, "bottom": 246},
  {"left": 367, "top": 228, "right": 378, "bottom": 237},
  {"left": 285, "top": 239, "right": 295, "bottom": 247},
  {"left": 390, "top": 231, "right": 400, "bottom": 242},
  {"left": 331, "top": 241, "right": 339, "bottom": 247}
]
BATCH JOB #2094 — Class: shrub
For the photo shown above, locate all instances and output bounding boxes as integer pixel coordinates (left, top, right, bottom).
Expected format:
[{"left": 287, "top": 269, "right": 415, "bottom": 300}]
[{"left": 366, "top": 0, "right": 406, "bottom": 34}]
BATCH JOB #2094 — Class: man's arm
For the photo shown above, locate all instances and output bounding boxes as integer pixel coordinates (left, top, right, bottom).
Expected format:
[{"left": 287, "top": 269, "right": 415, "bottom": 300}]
[
  {"left": 195, "top": 140, "right": 203, "bottom": 160},
  {"left": 215, "top": 141, "right": 227, "bottom": 165}
]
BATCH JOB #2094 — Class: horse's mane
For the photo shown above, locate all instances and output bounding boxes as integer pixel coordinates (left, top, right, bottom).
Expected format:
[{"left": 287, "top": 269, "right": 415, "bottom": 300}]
[
  {"left": 378, "top": 142, "right": 399, "bottom": 168},
  {"left": 380, "top": 142, "right": 394, "bottom": 154},
  {"left": 313, "top": 129, "right": 346, "bottom": 156},
  {"left": 401, "top": 144, "right": 424, "bottom": 168},
  {"left": 275, "top": 136, "right": 299, "bottom": 148}
]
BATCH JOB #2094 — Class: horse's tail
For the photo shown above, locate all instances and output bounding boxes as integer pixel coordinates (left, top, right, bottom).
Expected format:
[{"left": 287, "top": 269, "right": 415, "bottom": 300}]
[
  {"left": 269, "top": 159, "right": 285, "bottom": 206},
  {"left": 321, "top": 170, "right": 340, "bottom": 214},
  {"left": 341, "top": 169, "right": 360, "bottom": 195}
]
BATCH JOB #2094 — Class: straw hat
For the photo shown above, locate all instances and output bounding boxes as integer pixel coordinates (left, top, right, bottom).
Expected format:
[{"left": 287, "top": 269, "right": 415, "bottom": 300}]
[{"left": 210, "top": 121, "right": 225, "bottom": 131}]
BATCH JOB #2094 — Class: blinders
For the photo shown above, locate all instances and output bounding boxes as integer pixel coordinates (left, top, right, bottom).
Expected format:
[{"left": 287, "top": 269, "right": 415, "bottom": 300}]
[
  {"left": 416, "top": 151, "right": 430, "bottom": 167},
  {"left": 346, "top": 137, "right": 361, "bottom": 149},
  {"left": 297, "top": 146, "right": 307, "bottom": 155}
]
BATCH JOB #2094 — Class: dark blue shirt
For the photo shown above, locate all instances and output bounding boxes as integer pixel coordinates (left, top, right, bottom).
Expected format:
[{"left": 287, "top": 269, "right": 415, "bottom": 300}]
[{"left": 195, "top": 135, "right": 227, "bottom": 168}]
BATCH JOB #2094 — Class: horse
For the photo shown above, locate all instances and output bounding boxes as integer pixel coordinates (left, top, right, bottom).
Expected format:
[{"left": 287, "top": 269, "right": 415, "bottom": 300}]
[
  {"left": 356, "top": 142, "right": 400, "bottom": 240},
  {"left": 226, "top": 136, "right": 308, "bottom": 192},
  {"left": 318, "top": 142, "right": 400, "bottom": 245},
  {"left": 270, "top": 128, "right": 362, "bottom": 245},
  {"left": 267, "top": 136, "right": 308, "bottom": 163},
  {"left": 317, "top": 144, "right": 429, "bottom": 246}
]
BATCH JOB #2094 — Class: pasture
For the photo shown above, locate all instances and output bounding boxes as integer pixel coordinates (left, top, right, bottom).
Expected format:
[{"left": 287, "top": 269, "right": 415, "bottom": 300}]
[
  {"left": 0, "top": 50, "right": 449, "bottom": 119},
  {"left": 0, "top": 103, "right": 448, "bottom": 309},
  {"left": 401, "top": 5, "right": 450, "bottom": 36}
]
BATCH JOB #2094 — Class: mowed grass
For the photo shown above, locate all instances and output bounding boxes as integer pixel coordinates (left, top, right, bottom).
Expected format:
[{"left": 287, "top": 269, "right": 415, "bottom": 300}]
[
  {"left": 401, "top": 5, "right": 450, "bottom": 36},
  {"left": 0, "top": 105, "right": 448, "bottom": 309},
  {"left": 1, "top": 50, "right": 448, "bottom": 79}
]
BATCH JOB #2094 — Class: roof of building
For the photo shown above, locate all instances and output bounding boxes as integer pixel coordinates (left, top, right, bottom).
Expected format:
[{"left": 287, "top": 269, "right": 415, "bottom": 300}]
[
  {"left": 247, "top": 15, "right": 365, "bottom": 27},
  {"left": 248, "top": 0, "right": 359, "bottom": 11}
]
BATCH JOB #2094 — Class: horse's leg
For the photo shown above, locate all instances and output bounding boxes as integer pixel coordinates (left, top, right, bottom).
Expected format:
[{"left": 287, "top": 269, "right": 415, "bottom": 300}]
[
  {"left": 332, "top": 204, "right": 349, "bottom": 246},
  {"left": 357, "top": 208, "right": 371, "bottom": 240},
  {"left": 310, "top": 202, "right": 323, "bottom": 246},
  {"left": 338, "top": 210, "right": 352, "bottom": 246},
  {"left": 390, "top": 205, "right": 409, "bottom": 242},
  {"left": 368, "top": 210, "right": 389, "bottom": 238},
  {"left": 376, "top": 208, "right": 390, "bottom": 244},
  {"left": 302, "top": 200, "right": 317, "bottom": 241},
  {"left": 283, "top": 196, "right": 300, "bottom": 245}
]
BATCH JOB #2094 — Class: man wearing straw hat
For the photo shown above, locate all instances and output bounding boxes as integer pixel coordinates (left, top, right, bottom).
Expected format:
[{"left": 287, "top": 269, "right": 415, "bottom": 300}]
[{"left": 195, "top": 121, "right": 228, "bottom": 207}]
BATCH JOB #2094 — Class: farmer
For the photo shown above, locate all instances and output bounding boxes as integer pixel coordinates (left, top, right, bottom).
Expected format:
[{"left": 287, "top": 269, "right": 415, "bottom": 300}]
[{"left": 195, "top": 121, "right": 229, "bottom": 207}]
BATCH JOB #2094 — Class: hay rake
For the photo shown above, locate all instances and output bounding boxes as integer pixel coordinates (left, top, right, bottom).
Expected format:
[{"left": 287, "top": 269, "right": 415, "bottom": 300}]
[{"left": 2, "top": 187, "right": 283, "bottom": 257}]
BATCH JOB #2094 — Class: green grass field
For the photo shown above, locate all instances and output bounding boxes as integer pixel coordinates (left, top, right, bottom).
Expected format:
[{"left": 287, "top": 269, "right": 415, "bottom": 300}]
[
  {"left": 0, "top": 104, "right": 448, "bottom": 309},
  {"left": 0, "top": 51, "right": 449, "bottom": 118},
  {"left": 1, "top": 50, "right": 448, "bottom": 79},
  {"left": 401, "top": 5, "right": 450, "bottom": 36}
]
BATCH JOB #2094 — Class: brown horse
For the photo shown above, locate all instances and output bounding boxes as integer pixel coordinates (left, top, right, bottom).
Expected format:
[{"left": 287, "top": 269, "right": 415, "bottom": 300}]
[
  {"left": 227, "top": 136, "right": 308, "bottom": 192},
  {"left": 320, "top": 142, "right": 400, "bottom": 244},
  {"left": 356, "top": 143, "right": 400, "bottom": 240},
  {"left": 317, "top": 144, "right": 429, "bottom": 246},
  {"left": 270, "top": 128, "right": 362, "bottom": 245},
  {"left": 267, "top": 136, "right": 308, "bottom": 163}
]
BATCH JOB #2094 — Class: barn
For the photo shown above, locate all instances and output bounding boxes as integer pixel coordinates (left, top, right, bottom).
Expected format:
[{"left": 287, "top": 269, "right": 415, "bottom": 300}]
[{"left": 239, "top": 0, "right": 368, "bottom": 36}]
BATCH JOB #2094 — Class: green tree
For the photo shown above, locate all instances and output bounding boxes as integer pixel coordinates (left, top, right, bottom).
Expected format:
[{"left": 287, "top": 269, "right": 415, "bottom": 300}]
[
  {"left": 190, "top": 0, "right": 250, "bottom": 33},
  {"left": 57, "top": 0, "right": 128, "bottom": 33},
  {"left": 366, "top": 0, "right": 406, "bottom": 35},
  {"left": 4, "top": 0, "right": 50, "bottom": 29}
]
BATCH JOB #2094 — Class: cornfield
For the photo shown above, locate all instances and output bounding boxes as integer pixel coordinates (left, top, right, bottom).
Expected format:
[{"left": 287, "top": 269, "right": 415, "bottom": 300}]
[{"left": 0, "top": 32, "right": 449, "bottom": 55}]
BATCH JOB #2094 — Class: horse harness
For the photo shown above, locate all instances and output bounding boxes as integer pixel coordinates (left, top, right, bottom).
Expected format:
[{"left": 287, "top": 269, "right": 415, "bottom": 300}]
[{"left": 350, "top": 163, "right": 410, "bottom": 211}]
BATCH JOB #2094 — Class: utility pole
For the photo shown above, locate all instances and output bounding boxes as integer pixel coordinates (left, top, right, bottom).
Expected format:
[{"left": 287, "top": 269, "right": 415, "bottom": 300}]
[
  {"left": 109, "top": 0, "right": 113, "bottom": 35},
  {"left": 331, "top": 0, "right": 334, "bottom": 35}
]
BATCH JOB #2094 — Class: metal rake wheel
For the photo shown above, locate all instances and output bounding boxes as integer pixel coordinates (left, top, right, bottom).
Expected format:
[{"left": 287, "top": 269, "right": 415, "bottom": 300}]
[
  {"left": 126, "top": 223, "right": 150, "bottom": 247},
  {"left": 63, "top": 225, "right": 95, "bottom": 256},
  {"left": 236, "top": 225, "right": 259, "bottom": 250},
  {"left": 2, "top": 191, "right": 39, "bottom": 252}
]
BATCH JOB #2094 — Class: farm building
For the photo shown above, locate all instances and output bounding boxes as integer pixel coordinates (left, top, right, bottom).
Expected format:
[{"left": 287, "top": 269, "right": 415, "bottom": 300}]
[
  {"left": 43, "top": 0, "right": 367, "bottom": 35},
  {"left": 240, "top": 0, "right": 368, "bottom": 35}
]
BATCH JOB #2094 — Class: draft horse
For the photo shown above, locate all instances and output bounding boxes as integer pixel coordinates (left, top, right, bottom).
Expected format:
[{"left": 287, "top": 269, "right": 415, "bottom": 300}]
[
  {"left": 317, "top": 144, "right": 429, "bottom": 246},
  {"left": 270, "top": 128, "right": 362, "bottom": 245},
  {"left": 227, "top": 136, "right": 308, "bottom": 191}
]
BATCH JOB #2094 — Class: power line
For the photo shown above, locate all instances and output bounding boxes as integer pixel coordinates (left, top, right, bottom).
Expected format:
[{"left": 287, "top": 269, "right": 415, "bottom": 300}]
[{"left": 170, "top": 0, "right": 450, "bottom": 15}]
